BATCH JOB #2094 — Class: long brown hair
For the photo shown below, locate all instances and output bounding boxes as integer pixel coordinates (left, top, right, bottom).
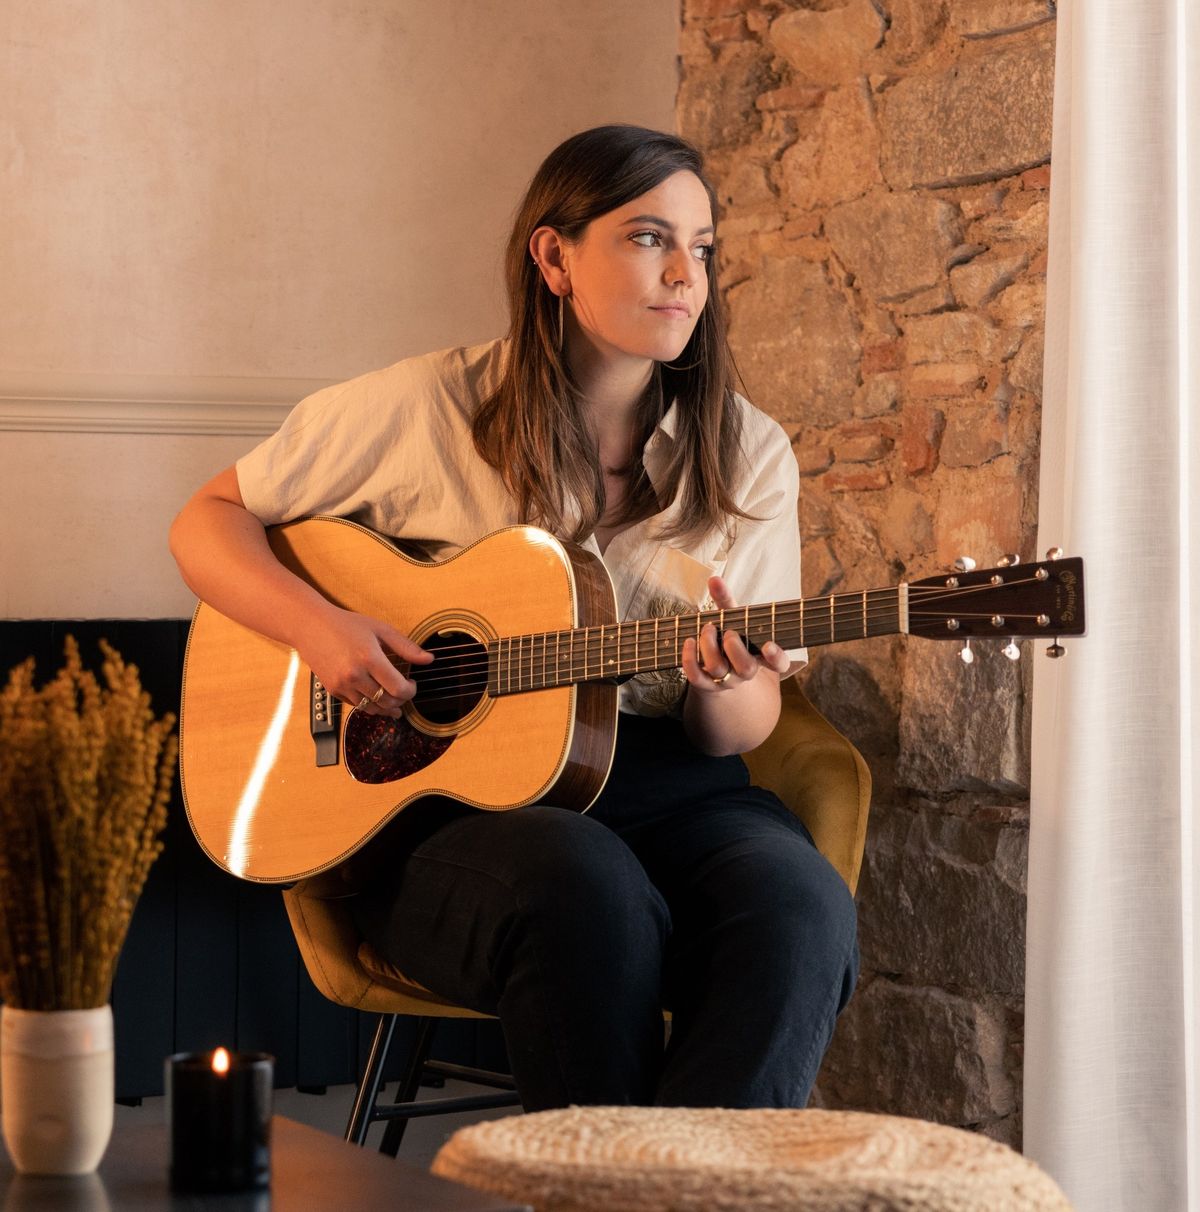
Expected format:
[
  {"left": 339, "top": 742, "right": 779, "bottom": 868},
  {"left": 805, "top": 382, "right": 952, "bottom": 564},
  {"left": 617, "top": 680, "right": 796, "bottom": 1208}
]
[{"left": 472, "top": 125, "right": 751, "bottom": 544}]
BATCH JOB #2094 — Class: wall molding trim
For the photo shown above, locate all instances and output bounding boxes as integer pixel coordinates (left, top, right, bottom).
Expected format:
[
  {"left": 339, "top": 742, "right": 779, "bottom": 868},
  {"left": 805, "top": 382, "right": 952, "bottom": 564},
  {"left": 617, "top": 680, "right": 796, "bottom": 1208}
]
[{"left": 0, "top": 371, "right": 335, "bottom": 435}]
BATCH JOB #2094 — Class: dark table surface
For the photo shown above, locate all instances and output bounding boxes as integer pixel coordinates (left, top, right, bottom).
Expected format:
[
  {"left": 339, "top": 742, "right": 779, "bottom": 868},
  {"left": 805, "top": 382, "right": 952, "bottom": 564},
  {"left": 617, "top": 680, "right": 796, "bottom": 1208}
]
[{"left": 0, "top": 1116, "right": 530, "bottom": 1211}]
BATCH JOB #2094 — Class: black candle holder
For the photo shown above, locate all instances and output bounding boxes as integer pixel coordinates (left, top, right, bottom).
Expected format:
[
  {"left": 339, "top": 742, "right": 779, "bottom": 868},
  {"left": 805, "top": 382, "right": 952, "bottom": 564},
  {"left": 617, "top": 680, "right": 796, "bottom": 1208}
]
[{"left": 165, "top": 1049, "right": 273, "bottom": 1192}]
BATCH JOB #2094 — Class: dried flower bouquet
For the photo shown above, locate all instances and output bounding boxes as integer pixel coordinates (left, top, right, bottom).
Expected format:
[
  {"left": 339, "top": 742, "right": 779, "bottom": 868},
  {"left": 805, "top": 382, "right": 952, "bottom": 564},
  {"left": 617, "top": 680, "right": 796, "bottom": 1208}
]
[{"left": 0, "top": 638, "right": 177, "bottom": 1010}]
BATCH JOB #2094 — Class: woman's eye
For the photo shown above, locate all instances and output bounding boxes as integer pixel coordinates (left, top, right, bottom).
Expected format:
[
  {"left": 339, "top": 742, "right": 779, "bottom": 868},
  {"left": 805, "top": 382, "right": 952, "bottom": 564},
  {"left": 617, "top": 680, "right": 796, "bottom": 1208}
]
[
  {"left": 630, "top": 230, "right": 664, "bottom": 247},
  {"left": 693, "top": 243, "right": 716, "bottom": 262}
]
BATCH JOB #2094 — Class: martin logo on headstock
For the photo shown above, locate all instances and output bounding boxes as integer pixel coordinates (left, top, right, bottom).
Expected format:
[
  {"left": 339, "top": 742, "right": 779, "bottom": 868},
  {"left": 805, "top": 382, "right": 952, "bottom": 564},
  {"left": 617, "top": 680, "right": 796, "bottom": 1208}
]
[{"left": 905, "top": 547, "right": 1086, "bottom": 663}]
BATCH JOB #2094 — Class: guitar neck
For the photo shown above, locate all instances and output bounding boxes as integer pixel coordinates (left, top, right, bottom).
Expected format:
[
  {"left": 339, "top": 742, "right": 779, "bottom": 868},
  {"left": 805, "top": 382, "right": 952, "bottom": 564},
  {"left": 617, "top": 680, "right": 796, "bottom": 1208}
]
[{"left": 488, "top": 588, "right": 905, "bottom": 696}]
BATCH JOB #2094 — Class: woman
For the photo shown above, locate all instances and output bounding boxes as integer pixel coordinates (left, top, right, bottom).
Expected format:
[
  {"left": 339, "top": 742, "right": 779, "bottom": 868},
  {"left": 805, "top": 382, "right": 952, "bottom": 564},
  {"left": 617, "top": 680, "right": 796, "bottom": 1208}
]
[{"left": 170, "top": 125, "right": 857, "bottom": 1110}]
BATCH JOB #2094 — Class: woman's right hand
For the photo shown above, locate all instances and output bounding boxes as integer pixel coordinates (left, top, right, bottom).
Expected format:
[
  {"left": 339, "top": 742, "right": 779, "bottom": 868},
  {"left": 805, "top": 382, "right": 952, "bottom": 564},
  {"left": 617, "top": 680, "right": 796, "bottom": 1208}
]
[
  {"left": 300, "top": 605, "right": 433, "bottom": 718},
  {"left": 169, "top": 466, "right": 434, "bottom": 719}
]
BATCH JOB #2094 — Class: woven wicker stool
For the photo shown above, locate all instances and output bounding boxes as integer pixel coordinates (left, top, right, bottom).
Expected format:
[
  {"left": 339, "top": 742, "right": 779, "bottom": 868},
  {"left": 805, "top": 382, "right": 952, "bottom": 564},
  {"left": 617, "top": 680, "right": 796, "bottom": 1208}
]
[{"left": 432, "top": 1106, "right": 1072, "bottom": 1212}]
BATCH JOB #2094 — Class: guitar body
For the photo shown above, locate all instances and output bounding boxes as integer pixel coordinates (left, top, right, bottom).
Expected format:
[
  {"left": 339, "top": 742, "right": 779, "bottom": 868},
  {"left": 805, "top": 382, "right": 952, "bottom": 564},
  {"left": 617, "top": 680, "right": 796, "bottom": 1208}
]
[{"left": 180, "top": 518, "right": 619, "bottom": 889}]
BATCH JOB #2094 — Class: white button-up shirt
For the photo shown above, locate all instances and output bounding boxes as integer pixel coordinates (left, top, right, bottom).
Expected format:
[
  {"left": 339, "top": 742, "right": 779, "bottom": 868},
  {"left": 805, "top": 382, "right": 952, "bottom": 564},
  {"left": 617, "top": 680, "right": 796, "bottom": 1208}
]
[{"left": 236, "top": 339, "right": 805, "bottom": 715}]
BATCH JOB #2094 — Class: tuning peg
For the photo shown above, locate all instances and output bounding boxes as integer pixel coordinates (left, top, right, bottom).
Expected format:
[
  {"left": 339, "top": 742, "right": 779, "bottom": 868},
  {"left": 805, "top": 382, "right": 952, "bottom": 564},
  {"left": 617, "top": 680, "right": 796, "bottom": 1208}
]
[
  {"left": 997, "top": 554, "right": 1021, "bottom": 568},
  {"left": 1046, "top": 641, "right": 1067, "bottom": 659},
  {"left": 1003, "top": 639, "right": 1021, "bottom": 661},
  {"left": 960, "top": 639, "right": 975, "bottom": 665},
  {"left": 953, "top": 556, "right": 976, "bottom": 573},
  {"left": 1045, "top": 546, "right": 1063, "bottom": 561}
]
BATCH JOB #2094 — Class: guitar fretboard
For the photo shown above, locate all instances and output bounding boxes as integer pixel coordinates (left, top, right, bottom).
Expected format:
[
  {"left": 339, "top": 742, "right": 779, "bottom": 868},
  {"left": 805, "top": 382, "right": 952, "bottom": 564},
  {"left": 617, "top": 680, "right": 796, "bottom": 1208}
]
[{"left": 487, "top": 589, "right": 904, "bottom": 696}]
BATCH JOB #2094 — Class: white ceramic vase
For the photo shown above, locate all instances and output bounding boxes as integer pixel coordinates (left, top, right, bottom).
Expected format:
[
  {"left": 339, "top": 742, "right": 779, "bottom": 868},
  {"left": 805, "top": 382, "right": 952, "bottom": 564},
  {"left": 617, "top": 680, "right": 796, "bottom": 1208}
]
[{"left": 1, "top": 1004, "right": 114, "bottom": 1175}]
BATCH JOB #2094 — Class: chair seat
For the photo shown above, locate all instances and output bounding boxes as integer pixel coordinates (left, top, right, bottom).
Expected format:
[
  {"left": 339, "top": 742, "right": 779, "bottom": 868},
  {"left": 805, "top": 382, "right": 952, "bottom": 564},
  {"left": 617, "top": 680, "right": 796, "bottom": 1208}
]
[
  {"left": 356, "top": 940, "right": 459, "bottom": 1005},
  {"left": 431, "top": 1106, "right": 1072, "bottom": 1212}
]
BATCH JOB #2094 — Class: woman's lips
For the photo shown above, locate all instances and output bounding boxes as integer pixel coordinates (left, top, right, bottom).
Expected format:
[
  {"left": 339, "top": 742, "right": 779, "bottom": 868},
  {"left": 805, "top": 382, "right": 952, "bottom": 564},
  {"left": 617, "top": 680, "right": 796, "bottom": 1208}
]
[{"left": 650, "top": 304, "right": 691, "bottom": 319}]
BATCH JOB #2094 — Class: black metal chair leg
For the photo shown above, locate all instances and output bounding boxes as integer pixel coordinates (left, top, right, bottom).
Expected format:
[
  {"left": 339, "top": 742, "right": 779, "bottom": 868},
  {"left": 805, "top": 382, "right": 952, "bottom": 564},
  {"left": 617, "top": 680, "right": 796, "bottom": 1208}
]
[
  {"left": 345, "top": 1014, "right": 398, "bottom": 1145},
  {"left": 379, "top": 1017, "right": 438, "bottom": 1156}
]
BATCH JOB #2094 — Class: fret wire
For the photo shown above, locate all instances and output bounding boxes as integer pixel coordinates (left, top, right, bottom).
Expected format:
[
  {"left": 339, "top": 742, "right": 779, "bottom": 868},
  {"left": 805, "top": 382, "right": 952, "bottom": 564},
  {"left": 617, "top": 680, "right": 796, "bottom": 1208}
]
[
  {"left": 491, "top": 590, "right": 923, "bottom": 695},
  {"left": 426, "top": 585, "right": 1003, "bottom": 695}
]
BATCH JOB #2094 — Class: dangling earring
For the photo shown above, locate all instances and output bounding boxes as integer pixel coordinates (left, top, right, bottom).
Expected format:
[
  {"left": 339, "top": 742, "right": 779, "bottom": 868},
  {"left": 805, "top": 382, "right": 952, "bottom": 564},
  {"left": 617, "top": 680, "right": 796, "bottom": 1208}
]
[{"left": 557, "top": 293, "right": 564, "bottom": 352}]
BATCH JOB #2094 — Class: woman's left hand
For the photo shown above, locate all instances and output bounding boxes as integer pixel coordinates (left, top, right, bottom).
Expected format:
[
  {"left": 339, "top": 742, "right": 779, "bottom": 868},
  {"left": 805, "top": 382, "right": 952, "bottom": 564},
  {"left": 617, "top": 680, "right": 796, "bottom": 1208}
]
[{"left": 680, "top": 575, "right": 791, "bottom": 693}]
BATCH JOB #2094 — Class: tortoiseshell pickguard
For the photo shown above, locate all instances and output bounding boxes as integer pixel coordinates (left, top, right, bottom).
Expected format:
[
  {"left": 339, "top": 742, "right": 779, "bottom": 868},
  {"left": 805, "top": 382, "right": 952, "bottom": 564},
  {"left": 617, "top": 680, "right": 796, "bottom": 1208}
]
[{"left": 343, "top": 712, "right": 453, "bottom": 784}]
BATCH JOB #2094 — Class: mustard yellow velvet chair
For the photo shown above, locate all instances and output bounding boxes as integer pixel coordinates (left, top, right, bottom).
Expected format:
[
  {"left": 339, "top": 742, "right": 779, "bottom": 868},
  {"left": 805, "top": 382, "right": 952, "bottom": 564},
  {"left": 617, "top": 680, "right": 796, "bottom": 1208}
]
[{"left": 282, "top": 677, "right": 871, "bottom": 1155}]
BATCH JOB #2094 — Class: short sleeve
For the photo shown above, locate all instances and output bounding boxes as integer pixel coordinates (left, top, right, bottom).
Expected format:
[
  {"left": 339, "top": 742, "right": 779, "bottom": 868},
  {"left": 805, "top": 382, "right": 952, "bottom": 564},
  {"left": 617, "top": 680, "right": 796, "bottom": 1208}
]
[{"left": 235, "top": 362, "right": 429, "bottom": 532}]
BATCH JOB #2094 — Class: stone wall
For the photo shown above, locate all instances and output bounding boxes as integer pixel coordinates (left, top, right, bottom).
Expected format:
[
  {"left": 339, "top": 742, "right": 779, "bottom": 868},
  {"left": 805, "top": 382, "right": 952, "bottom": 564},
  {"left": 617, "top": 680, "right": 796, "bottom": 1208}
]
[{"left": 678, "top": 0, "right": 1056, "bottom": 1146}]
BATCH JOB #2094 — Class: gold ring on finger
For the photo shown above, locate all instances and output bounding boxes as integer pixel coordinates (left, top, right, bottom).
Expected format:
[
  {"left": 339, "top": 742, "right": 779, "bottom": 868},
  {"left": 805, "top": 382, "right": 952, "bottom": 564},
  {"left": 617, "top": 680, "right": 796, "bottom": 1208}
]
[
  {"left": 357, "top": 694, "right": 372, "bottom": 710},
  {"left": 710, "top": 669, "right": 732, "bottom": 685},
  {"left": 371, "top": 685, "right": 387, "bottom": 704}
]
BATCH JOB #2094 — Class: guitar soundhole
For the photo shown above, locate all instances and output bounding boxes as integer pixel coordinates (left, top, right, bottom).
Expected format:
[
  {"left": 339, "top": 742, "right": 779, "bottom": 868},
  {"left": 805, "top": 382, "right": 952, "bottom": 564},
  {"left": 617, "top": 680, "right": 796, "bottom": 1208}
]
[
  {"left": 342, "top": 630, "right": 488, "bottom": 786},
  {"left": 411, "top": 630, "right": 488, "bottom": 724}
]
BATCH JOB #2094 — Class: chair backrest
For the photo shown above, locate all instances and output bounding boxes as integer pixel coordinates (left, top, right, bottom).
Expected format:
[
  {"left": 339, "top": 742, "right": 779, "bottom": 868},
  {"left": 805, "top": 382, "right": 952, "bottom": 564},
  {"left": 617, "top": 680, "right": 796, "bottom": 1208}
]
[
  {"left": 284, "top": 679, "right": 872, "bottom": 1013},
  {"left": 743, "top": 678, "right": 872, "bottom": 895}
]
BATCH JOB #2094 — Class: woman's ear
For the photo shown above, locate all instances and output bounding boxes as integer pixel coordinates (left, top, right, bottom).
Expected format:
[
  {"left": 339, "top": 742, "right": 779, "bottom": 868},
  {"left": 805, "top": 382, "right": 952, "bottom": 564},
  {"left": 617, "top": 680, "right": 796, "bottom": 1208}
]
[{"left": 529, "top": 227, "right": 571, "bottom": 297}]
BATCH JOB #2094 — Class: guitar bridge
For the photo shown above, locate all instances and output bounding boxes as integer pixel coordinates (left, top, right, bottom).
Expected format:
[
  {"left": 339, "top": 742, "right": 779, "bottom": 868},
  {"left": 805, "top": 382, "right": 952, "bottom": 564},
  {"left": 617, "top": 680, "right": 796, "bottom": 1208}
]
[{"left": 310, "top": 674, "right": 340, "bottom": 767}]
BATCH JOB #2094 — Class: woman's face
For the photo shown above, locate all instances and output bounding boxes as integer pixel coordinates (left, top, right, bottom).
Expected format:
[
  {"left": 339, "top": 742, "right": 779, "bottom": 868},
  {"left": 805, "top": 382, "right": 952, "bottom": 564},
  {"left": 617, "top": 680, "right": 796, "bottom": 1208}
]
[{"left": 561, "top": 169, "right": 713, "bottom": 370}]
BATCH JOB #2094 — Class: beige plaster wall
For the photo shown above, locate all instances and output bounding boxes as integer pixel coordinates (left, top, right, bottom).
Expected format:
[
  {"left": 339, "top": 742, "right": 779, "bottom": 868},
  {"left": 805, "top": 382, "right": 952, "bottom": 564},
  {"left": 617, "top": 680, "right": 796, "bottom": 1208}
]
[{"left": 1, "top": 0, "right": 679, "bottom": 617}]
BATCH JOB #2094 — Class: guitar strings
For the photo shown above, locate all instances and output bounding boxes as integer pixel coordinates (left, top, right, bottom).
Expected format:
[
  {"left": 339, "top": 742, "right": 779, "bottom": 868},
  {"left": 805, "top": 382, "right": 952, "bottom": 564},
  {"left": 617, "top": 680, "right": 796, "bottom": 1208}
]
[
  {"left": 363, "top": 577, "right": 1054, "bottom": 697},
  {"left": 357, "top": 574, "right": 1054, "bottom": 697},
  {"left": 375, "top": 575, "right": 1049, "bottom": 669}
]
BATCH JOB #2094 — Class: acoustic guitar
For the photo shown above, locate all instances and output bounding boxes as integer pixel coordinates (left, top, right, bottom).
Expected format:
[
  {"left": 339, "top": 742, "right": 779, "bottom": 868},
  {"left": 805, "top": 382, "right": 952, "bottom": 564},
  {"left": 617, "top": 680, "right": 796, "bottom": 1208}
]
[{"left": 179, "top": 517, "right": 1085, "bottom": 892}]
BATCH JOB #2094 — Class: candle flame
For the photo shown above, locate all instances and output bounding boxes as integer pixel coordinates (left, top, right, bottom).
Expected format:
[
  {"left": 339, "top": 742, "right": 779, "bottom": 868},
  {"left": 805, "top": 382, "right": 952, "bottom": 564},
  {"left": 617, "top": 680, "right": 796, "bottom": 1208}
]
[{"left": 212, "top": 1047, "right": 231, "bottom": 1075}]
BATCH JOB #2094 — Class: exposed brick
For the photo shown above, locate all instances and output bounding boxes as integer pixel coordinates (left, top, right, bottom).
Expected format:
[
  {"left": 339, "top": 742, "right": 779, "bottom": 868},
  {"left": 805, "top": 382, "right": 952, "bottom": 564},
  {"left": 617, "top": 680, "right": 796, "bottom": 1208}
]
[
  {"left": 900, "top": 405, "right": 946, "bottom": 475},
  {"left": 783, "top": 213, "right": 823, "bottom": 239},
  {"left": 745, "top": 7, "right": 772, "bottom": 36},
  {"left": 863, "top": 340, "right": 905, "bottom": 373},
  {"left": 684, "top": 0, "right": 744, "bottom": 20},
  {"left": 756, "top": 85, "right": 825, "bottom": 111},
  {"left": 837, "top": 431, "right": 894, "bottom": 463},
  {"left": 795, "top": 443, "right": 835, "bottom": 476},
  {"left": 950, "top": 252, "right": 1029, "bottom": 308},
  {"left": 706, "top": 14, "right": 748, "bottom": 43},
  {"left": 821, "top": 466, "right": 892, "bottom": 492},
  {"left": 909, "top": 363, "right": 986, "bottom": 398},
  {"left": 1020, "top": 164, "right": 1051, "bottom": 190}
]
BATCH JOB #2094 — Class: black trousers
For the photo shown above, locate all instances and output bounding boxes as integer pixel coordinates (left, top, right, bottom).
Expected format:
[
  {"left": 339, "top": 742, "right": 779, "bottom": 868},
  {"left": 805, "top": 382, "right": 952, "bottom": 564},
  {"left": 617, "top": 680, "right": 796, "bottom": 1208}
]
[{"left": 353, "top": 714, "right": 859, "bottom": 1110}]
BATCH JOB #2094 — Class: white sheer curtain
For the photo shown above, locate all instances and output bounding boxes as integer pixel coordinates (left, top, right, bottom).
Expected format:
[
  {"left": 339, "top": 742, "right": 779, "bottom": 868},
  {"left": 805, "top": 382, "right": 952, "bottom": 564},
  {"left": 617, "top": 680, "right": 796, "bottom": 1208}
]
[{"left": 1026, "top": 0, "right": 1200, "bottom": 1209}]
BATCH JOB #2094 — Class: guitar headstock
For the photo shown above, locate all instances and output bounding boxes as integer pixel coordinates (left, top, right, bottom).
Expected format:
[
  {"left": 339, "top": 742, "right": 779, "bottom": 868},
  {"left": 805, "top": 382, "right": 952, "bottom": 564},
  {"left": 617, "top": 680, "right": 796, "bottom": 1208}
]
[{"left": 907, "top": 554, "right": 1085, "bottom": 649}]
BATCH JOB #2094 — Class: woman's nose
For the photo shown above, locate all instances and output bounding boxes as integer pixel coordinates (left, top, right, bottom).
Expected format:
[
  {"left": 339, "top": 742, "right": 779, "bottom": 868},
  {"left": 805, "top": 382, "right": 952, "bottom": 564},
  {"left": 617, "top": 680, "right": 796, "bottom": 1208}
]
[{"left": 666, "top": 249, "right": 703, "bottom": 287}]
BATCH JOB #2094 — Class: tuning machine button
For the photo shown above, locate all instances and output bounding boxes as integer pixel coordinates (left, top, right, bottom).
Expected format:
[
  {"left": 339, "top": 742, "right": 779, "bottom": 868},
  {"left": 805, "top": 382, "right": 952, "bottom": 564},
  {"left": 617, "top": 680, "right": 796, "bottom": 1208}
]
[
  {"left": 1045, "top": 546, "right": 1063, "bottom": 561},
  {"left": 1003, "top": 639, "right": 1021, "bottom": 661},
  {"left": 953, "top": 556, "right": 976, "bottom": 573},
  {"left": 960, "top": 639, "right": 975, "bottom": 664},
  {"left": 997, "top": 554, "right": 1021, "bottom": 568},
  {"left": 1046, "top": 641, "right": 1067, "bottom": 659}
]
